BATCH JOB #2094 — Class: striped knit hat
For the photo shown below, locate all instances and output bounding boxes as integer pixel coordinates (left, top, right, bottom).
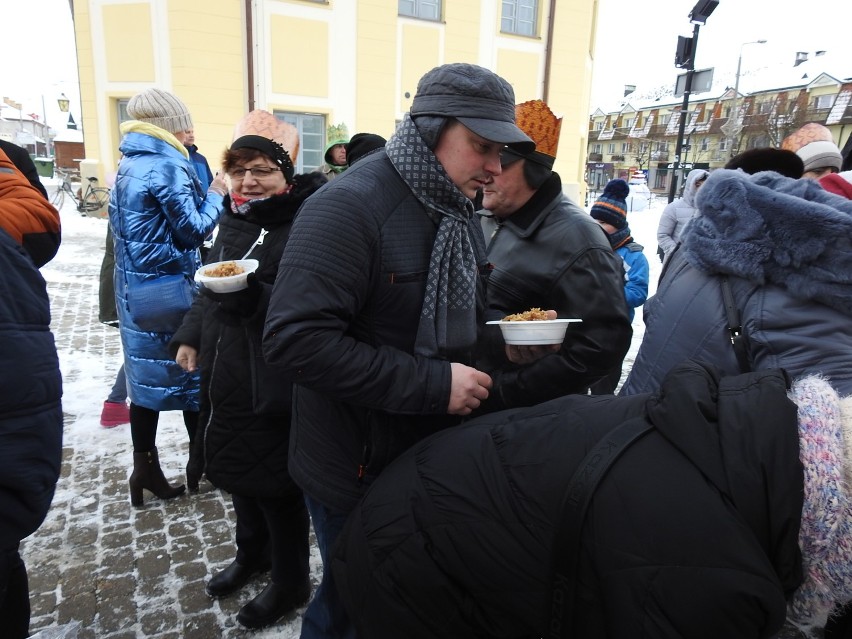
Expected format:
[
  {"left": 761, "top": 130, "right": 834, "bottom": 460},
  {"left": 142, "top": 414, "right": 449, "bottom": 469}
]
[
  {"left": 127, "top": 88, "right": 193, "bottom": 134},
  {"left": 787, "top": 376, "right": 852, "bottom": 635},
  {"left": 590, "top": 179, "right": 629, "bottom": 230}
]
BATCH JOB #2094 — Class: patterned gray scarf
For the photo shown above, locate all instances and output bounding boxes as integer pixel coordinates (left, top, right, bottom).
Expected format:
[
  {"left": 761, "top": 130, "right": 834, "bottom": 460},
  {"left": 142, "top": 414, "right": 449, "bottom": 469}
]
[{"left": 385, "top": 114, "right": 483, "bottom": 361}]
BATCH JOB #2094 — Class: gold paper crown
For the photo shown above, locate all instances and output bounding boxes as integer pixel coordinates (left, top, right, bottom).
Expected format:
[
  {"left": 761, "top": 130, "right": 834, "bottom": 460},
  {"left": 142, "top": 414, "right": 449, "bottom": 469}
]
[
  {"left": 514, "top": 100, "right": 562, "bottom": 159},
  {"left": 233, "top": 109, "right": 300, "bottom": 160}
]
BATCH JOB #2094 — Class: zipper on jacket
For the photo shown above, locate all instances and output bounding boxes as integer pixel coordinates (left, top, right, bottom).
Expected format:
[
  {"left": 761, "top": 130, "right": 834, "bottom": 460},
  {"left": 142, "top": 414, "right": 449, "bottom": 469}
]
[{"left": 201, "top": 333, "right": 223, "bottom": 471}]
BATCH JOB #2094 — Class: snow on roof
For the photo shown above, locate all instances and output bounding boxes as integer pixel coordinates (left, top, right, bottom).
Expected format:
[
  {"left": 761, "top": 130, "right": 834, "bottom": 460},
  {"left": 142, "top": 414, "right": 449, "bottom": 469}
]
[
  {"left": 592, "top": 50, "right": 851, "bottom": 117},
  {"left": 54, "top": 128, "right": 84, "bottom": 143}
]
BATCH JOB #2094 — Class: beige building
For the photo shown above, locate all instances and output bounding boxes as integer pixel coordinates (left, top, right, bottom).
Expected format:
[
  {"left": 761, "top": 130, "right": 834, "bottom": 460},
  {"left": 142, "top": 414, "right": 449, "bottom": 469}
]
[
  {"left": 70, "top": 0, "right": 600, "bottom": 201},
  {"left": 587, "top": 51, "right": 852, "bottom": 197}
]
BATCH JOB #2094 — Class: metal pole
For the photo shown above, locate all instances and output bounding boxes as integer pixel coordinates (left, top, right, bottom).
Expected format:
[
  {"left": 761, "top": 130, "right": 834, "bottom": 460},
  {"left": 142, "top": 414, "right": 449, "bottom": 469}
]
[
  {"left": 727, "top": 50, "right": 743, "bottom": 156},
  {"left": 668, "top": 21, "right": 700, "bottom": 203},
  {"left": 726, "top": 40, "right": 766, "bottom": 157}
]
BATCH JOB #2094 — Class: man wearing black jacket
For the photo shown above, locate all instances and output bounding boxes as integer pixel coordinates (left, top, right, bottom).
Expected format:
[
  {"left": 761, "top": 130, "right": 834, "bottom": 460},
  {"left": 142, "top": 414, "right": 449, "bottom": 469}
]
[
  {"left": 478, "top": 99, "right": 632, "bottom": 408},
  {"left": 263, "top": 63, "right": 535, "bottom": 639}
]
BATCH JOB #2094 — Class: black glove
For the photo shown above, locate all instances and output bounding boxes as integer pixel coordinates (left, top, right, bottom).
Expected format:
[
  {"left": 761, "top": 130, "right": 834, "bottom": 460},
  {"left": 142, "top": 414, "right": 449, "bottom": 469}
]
[{"left": 201, "top": 272, "right": 262, "bottom": 319}]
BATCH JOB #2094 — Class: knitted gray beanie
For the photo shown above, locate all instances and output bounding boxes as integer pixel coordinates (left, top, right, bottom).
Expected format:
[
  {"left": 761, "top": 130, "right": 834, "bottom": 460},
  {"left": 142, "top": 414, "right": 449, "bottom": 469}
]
[{"left": 127, "top": 88, "right": 193, "bottom": 134}]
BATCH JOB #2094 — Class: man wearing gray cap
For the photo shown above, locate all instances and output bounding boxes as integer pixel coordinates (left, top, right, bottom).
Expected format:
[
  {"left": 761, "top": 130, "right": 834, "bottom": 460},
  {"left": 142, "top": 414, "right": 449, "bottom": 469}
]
[{"left": 263, "top": 63, "right": 533, "bottom": 638}]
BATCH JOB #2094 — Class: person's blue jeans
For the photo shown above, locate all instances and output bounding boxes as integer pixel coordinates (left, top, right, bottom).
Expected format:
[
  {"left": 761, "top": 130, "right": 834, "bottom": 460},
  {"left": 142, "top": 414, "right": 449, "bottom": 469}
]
[
  {"left": 106, "top": 363, "right": 127, "bottom": 404},
  {"left": 300, "top": 494, "right": 356, "bottom": 639}
]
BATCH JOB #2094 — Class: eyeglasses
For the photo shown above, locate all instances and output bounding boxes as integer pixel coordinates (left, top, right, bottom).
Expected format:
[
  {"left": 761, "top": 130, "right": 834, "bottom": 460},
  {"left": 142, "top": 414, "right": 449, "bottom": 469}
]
[{"left": 229, "top": 166, "right": 282, "bottom": 180}]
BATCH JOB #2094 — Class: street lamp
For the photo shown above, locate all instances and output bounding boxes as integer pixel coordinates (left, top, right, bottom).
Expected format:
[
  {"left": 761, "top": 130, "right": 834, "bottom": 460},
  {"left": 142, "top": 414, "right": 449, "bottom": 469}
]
[
  {"left": 724, "top": 40, "right": 767, "bottom": 157},
  {"left": 667, "top": 0, "right": 719, "bottom": 203},
  {"left": 57, "top": 93, "right": 70, "bottom": 113}
]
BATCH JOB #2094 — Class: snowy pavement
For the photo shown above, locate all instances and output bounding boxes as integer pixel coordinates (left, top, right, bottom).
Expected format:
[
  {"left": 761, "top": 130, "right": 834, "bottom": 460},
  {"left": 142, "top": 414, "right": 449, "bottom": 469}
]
[{"left": 22, "top": 179, "right": 663, "bottom": 638}]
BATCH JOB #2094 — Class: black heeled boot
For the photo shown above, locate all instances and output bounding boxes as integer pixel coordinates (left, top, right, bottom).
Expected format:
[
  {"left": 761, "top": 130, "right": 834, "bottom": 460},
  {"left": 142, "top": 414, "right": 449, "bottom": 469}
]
[{"left": 128, "top": 448, "right": 186, "bottom": 507}]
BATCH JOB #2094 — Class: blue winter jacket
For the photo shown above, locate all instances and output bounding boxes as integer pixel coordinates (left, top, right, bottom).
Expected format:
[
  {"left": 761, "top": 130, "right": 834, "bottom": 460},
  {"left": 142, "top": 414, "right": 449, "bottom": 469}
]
[
  {"left": 0, "top": 229, "right": 62, "bottom": 549},
  {"left": 615, "top": 241, "right": 649, "bottom": 321},
  {"left": 187, "top": 145, "right": 213, "bottom": 193},
  {"left": 109, "top": 129, "right": 223, "bottom": 411}
]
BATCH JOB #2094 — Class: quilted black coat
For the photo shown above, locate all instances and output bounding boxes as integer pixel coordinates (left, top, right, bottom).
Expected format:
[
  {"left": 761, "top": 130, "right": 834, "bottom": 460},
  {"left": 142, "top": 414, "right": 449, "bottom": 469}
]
[
  {"left": 332, "top": 361, "right": 803, "bottom": 639},
  {"left": 171, "top": 173, "right": 325, "bottom": 498},
  {"left": 263, "top": 151, "right": 488, "bottom": 513}
]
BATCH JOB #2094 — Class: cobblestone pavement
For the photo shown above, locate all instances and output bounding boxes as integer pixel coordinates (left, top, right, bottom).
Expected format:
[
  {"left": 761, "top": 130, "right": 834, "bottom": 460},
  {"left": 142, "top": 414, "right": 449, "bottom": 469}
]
[{"left": 21, "top": 207, "right": 314, "bottom": 638}]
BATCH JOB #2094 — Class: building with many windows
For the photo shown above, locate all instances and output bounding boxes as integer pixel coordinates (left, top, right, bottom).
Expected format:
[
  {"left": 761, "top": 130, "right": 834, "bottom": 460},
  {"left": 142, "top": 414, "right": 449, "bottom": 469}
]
[
  {"left": 70, "top": 0, "right": 599, "bottom": 201},
  {"left": 587, "top": 51, "right": 852, "bottom": 196}
]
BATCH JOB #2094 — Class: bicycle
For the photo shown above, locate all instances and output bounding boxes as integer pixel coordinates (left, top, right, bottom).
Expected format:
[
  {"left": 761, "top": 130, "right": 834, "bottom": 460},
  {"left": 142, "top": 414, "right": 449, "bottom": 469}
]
[{"left": 51, "top": 168, "right": 111, "bottom": 214}]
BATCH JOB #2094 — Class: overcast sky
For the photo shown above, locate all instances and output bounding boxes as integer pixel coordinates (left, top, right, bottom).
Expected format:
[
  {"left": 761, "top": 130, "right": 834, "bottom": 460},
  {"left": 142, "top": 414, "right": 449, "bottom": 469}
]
[
  {"left": 591, "top": 0, "right": 852, "bottom": 105},
  {"left": 4, "top": 0, "right": 852, "bottom": 128},
  {"left": 3, "top": 0, "right": 80, "bottom": 130}
]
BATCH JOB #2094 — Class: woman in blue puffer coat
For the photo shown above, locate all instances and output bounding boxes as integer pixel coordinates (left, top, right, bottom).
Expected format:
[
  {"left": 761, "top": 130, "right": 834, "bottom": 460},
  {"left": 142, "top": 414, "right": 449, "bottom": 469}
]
[{"left": 109, "top": 88, "right": 226, "bottom": 506}]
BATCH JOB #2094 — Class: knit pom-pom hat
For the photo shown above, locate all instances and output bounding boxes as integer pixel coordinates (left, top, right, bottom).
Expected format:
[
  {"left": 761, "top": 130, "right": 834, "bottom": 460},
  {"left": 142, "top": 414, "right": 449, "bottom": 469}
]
[
  {"left": 590, "top": 179, "right": 629, "bottom": 229},
  {"left": 787, "top": 376, "right": 852, "bottom": 635},
  {"left": 126, "top": 88, "right": 193, "bottom": 134}
]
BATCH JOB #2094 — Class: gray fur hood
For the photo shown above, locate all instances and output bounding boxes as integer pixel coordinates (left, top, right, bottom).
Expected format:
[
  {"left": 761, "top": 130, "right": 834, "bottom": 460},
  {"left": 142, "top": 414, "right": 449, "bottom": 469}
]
[{"left": 684, "top": 169, "right": 852, "bottom": 316}]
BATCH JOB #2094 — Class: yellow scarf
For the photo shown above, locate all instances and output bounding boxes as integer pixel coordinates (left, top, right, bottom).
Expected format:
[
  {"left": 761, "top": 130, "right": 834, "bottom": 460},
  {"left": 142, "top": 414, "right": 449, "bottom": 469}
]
[{"left": 120, "top": 120, "right": 189, "bottom": 159}]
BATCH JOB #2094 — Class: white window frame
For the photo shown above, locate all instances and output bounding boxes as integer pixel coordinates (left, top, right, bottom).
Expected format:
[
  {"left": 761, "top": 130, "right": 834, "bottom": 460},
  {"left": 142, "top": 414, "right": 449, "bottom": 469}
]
[
  {"left": 273, "top": 111, "right": 326, "bottom": 174},
  {"left": 399, "top": 0, "right": 441, "bottom": 21},
  {"left": 501, "top": 0, "right": 538, "bottom": 37}
]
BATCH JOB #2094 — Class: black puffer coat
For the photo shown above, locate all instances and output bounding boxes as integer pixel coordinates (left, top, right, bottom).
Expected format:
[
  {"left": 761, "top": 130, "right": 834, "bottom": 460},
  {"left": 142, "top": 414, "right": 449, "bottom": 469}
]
[
  {"left": 171, "top": 172, "right": 326, "bottom": 498},
  {"left": 333, "top": 361, "right": 803, "bottom": 639}
]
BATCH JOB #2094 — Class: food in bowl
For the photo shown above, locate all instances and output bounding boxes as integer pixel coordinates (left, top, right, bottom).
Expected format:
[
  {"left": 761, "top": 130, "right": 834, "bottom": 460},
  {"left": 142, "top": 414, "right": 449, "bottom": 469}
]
[
  {"left": 195, "top": 259, "right": 259, "bottom": 293},
  {"left": 204, "top": 261, "right": 245, "bottom": 278},
  {"left": 486, "top": 314, "right": 582, "bottom": 345},
  {"left": 502, "top": 307, "right": 549, "bottom": 321}
]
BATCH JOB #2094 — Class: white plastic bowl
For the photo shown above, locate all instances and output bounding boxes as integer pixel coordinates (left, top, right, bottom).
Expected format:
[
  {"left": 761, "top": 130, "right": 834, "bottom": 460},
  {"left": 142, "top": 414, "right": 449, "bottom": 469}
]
[
  {"left": 195, "top": 259, "right": 259, "bottom": 293},
  {"left": 486, "top": 318, "right": 582, "bottom": 345}
]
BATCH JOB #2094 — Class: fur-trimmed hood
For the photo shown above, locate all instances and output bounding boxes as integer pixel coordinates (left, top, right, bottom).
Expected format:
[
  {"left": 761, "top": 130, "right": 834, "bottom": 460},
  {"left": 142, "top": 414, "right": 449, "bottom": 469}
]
[{"left": 684, "top": 169, "right": 852, "bottom": 316}]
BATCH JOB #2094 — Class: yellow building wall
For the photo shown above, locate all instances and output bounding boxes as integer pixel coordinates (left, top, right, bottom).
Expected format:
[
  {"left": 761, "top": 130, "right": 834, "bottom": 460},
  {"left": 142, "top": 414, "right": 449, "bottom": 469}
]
[
  {"left": 168, "top": 0, "right": 245, "bottom": 167},
  {"left": 73, "top": 0, "right": 599, "bottom": 193},
  {"left": 73, "top": 0, "right": 99, "bottom": 177},
  {"left": 354, "top": 0, "right": 399, "bottom": 139},
  {"left": 399, "top": 24, "right": 442, "bottom": 117},
  {"left": 443, "top": 2, "right": 481, "bottom": 64},
  {"left": 102, "top": 4, "right": 155, "bottom": 82},
  {"left": 547, "top": 0, "right": 599, "bottom": 200},
  {"left": 271, "top": 16, "right": 329, "bottom": 98},
  {"left": 496, "top": 50, "right": 541, "bottom": 108}
]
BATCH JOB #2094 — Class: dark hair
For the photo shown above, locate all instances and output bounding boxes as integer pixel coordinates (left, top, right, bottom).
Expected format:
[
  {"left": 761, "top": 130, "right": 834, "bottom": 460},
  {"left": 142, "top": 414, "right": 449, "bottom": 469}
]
[
  {"left": 725, "top": 148, "right": 804, "bottom": 179},
  {"left": 220, "top": 146, "right": 266, "bottom": 173}
]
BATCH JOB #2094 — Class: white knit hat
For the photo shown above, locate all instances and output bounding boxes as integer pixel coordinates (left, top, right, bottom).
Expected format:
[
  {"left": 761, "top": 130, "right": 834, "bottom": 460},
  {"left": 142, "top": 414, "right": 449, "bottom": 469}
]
[
  {"left": 796, "top": 140, "right": 843, "bottom": 174},
  {"left": 126, "top": 88, "right": 193, "bottom": 134}
]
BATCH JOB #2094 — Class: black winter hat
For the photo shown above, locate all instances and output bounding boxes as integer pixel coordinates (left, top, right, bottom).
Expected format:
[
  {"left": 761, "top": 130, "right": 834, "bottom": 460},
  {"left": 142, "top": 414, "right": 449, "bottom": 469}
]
[
  {"left": 725, "top": 148, "right": 804, "bottom": 178},
  {"left": 410, "top": 63, "right": 535, "bottom": 153},
  {"left": 346, "top": 133, "right": 386, "bottom": 166}
]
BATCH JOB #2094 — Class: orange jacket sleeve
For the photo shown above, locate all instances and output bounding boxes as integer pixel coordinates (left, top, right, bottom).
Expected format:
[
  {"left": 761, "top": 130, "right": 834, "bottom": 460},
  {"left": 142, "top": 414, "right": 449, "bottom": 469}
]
[{"left": 0, "top": 149, "right": 61, "bottom": 266}]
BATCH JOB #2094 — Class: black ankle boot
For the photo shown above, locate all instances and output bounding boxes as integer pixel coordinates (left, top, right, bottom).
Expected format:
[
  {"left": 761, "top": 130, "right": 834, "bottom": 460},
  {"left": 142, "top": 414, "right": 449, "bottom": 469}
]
[
  {"left": 128, "top": 448, "right": 185, "bottom": 507},
  {"left": 205, "top": 559, "right": 270, "bottom": 598},
  {"left": 236, "top": 580, "right": 311, "bottom": 629}
]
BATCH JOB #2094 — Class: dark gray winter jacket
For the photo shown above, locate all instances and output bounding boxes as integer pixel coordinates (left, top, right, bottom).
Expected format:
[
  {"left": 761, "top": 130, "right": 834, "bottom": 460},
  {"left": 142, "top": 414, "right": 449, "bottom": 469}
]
[{"left": 622, "top": 169, "right": 852, "bottom": 397}]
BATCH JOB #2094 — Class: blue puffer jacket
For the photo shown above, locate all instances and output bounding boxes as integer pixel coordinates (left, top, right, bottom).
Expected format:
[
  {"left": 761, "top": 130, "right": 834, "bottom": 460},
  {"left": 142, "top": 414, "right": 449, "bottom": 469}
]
[
  {"left": 0, "top": 228, "right": 62, "bottom": 549},
  {"left": 622, "top": 169, "right": 852, "bottom": 397},
  {"left": 109, "top": 129, "right": 223, "bottom": 411}
]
